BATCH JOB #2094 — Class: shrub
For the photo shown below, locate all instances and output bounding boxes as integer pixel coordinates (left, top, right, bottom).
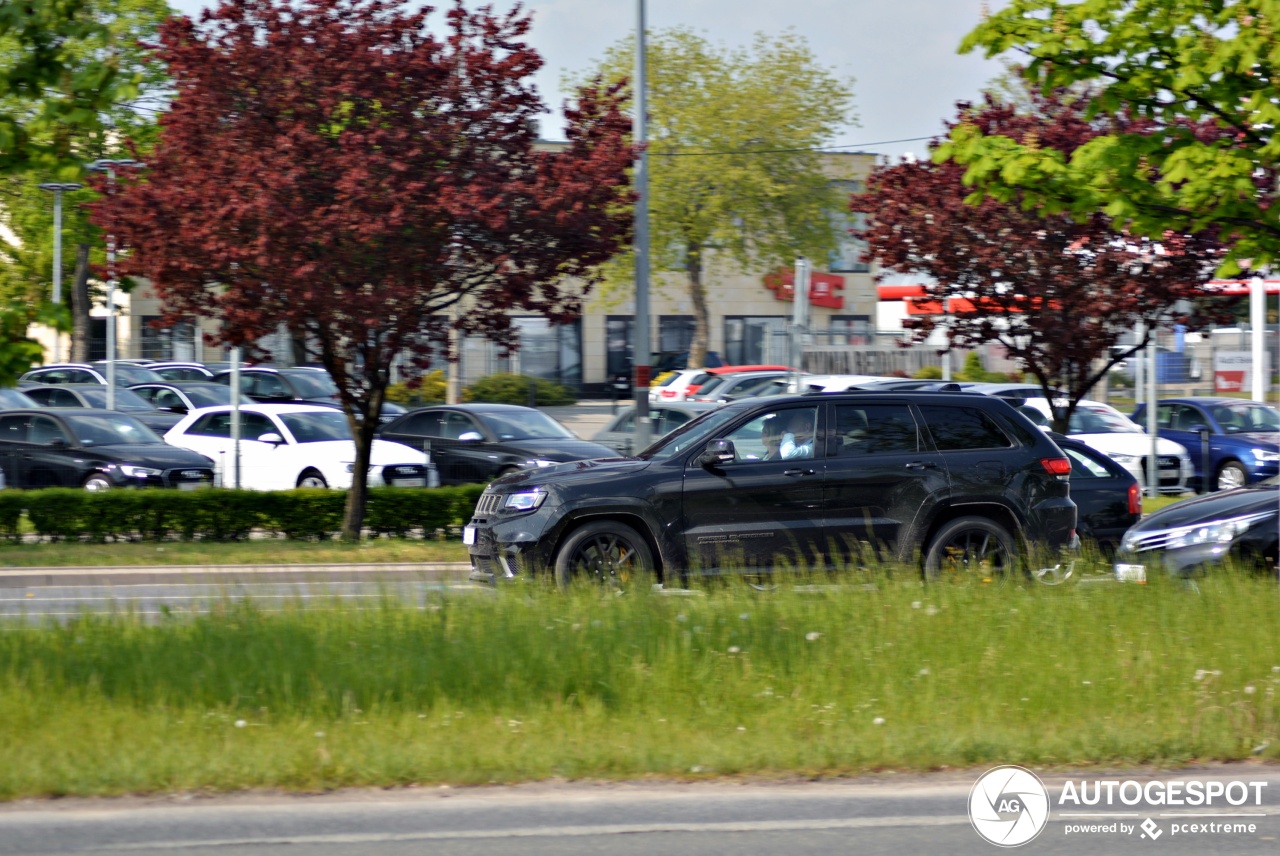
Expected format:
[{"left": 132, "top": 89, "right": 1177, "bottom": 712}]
[
  {"left": 912, "top": 364, "right": 943, "bottom": 380},
  {"left": 387, "top": 369, "right": 447, "bottom": 406},
  {"left": 464, "top": 373, "right": 576, "bottom": 406}
]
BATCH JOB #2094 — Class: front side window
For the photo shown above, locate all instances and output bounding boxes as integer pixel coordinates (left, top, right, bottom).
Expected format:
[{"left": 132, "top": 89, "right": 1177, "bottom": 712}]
[
  {"left": 723, "top": 407, "right": 819, "bottom": 462},
  {"left": 278, "top": 411, "right": 351, "bottom": 443}
]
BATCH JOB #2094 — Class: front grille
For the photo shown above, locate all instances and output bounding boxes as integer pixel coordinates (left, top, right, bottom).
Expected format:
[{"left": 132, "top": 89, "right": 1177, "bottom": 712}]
[
  {"left": 470, "top": 554, "right": 501, "bottom": 576},
  {"left": 162, "top": 467, "right": 215, "bottom": 488},
  {"left": 381, "top": 464, "right": 426, "bottom": 485},
  {"left": 1157, "top": 455, "right": 1181, "bottom": 470},
  {"left": 474, "top": 492, "right": 505, "bottom": 516}
]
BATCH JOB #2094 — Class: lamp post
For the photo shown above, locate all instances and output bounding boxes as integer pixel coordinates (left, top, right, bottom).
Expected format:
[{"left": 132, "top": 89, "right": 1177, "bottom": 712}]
[
  {"left": 85, "top": 159, "right": 144, "bottom": 410},
  {"left": 36, "top": 182, "right": 83, "bottom": 363}
]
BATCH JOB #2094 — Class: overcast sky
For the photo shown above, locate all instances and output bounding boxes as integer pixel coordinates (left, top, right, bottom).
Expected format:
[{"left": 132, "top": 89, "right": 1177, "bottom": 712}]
[{"left": 166, "top": 0, "right": 1012, "bottom": 159}]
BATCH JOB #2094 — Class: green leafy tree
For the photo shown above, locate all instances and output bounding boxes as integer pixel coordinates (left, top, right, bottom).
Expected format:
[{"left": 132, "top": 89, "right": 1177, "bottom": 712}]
[
  {"left": 576, "top": 28, "right": 857, "bottom": 367},
  {"left": 945, "top": 0, "right": 1278, "bottom": 276},
  {"left": 0, "top": 0, "right": 173, "bottom": 372}
]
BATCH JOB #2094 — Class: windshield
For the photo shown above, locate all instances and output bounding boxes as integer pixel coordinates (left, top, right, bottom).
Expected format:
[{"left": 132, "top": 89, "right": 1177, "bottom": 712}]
[
  {"left": 278, "top": 411, "right": 352, "bottom": 443},
  {"left": 1212, "top": 402, "right": 1280, "bottom": 433},
  {"left": 182, "top": 385, "right": 249, "bottom": 407},
  {"left": 97, "top": 365, "right": 164, "bottom": 385},
  {"left": 66, "top": 413, "right": 163, "bottom": 446},
  {"left": 284, "top": 371, "right": 339, "bottom": 399},
  {"left": 478, "top": 410, "right": 575, "bottom": 441},
  {"left": 0, "top": 388, "right": 34, "bottom": 408},
  {"left": 640, "top": 404, "right": 747, "bottom": 460},
  {"left": 78, "top": 387, "right": 158, "bottom": 412},
  {"left": 1067, "top": 405, "right": 1144, "bottom": 435}
]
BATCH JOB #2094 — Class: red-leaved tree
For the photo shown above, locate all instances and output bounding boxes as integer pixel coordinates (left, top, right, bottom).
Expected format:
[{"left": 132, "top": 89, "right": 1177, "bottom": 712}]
[
  {"left": 93, "top": 0, "right": 635, "bottom": 537},
  {"left": 853, "top": 91, "right": 1233, "bottom": 431}
]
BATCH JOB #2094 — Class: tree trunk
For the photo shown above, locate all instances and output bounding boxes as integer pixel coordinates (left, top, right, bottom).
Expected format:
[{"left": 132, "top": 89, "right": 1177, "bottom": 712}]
[
  {"left": 340, "top": 392, "right": 386, "bottom": 541},
  {"left": 69, "top": 243, "right": 91, "bottom": 363},
  {"left": 686, "top": 246, "right": 710, "bottom": 368}
]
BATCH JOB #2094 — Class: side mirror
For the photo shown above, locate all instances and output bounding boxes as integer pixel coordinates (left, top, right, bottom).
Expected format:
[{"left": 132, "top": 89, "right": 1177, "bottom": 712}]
[
  {"left": 257, "top": 432, "right": 285, "bottom": 445},
  {"left": 45, "top": 437, "right": 68, "bottom": 449},
  {"left": 699, "top": 438, "right": 735, "bottom": 467},
  {"left": 1185, "top": 423, "right": 1208, "bottom": 433},
  {"left": 458, "top": 431, "right": 483, "bottom": 442}
]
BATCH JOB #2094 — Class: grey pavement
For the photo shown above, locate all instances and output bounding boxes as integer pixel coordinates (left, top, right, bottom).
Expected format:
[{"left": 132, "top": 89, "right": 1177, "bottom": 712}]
[{"left": 541, "top": 400, "right": 625, "bottom": 440}]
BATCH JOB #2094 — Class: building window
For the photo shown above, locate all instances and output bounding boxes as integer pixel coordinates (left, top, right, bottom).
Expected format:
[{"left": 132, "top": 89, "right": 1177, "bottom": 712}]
[
  {"left": 822, "top": 315, "right": 871, "bottom": 346},
  {"left": 723, "top": 316, "right": 787, "bottom": 364},
  {"left": 829, "top": 180, "right": 870, "bottom": 273},
  {"left": 658, "top": 316, "right": 696, "bottom": 353},
  {"left": 140, "top": 316, "right": 199, "bottom": 361},
  {"left": 493, "top": 317, "right": 582, "bottom": 388},
  {"left": 606, "top": 316, "right": 633, "bottom": 380}
]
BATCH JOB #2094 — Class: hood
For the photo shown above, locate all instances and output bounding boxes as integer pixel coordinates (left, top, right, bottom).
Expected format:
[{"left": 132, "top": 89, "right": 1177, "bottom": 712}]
[
  {"left": 94, "top": 443, "right": 215, "bottom": 467},
  {"left": 283, "top": 439, "right": 426, "bottom": 464},
  {"left": 491, "top": 456, "right": 650, "bottom": 488},
  {"left": 1129, "top": 484, "right": 1279, "bottom": 532},
  {"left": 494, "top": 437, "right": 619, "bottom": 461},
  {"left": 1230, "top": 432, "right": 1280, "bottom": 448},
  {"left": 1072, "top": 433, "right": 1187, "bottom": 457}
]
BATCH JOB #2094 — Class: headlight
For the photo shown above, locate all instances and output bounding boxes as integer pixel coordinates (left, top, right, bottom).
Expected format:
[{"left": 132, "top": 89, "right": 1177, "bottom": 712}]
[
  {"left": 118, "top": 465, "right": 161, "bottom": 478},
  {"left": 1108, "top": 453, "right": 1141, "bottom": 465},
  {"left": 524, "top": 458, "right": 559, "bottom": 468},
  {"left": 1165, "top": 512, "right": 1273, "bottom": 549},
  {"left": 503, "top": 489, "right": 548, "bottom": 512},
  {"left": 1252, "top": 448, "right": 1280, "bottom": 463}
]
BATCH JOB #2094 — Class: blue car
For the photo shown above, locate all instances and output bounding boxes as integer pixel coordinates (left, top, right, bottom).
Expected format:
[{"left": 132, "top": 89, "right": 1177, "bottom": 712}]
[{"left": 1131, "top": 398, "right": 1280, "bottom": 491}]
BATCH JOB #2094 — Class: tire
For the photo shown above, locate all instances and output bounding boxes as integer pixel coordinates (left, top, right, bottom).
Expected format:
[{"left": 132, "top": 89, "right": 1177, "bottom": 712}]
[
  {"left": 1215, "top": 461, "right": 1247, "bottom": 491},
  {"left": 923, "top": 516, "right": 1019, "bottom": 581},
  {"left": 82, "top": 473, "right": 112, "bottom": 491},
  {"left": 554, "top": 521, "right": 654, "bottom": 589},
  {"left": 296, "top": 469, "right": 328, "bottom": 489}
]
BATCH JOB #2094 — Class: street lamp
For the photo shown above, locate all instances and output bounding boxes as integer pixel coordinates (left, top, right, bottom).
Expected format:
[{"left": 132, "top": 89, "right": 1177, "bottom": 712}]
[
  {"left": 37, "top": 182, "right": 83, "bottom": 363},
  {"left": 85, "top": 159, "right": 144, "bottom": 410}
]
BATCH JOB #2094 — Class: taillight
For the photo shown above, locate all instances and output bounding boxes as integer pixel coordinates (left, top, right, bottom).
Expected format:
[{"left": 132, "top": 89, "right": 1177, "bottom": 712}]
[
  {"left": 1040, "top": 457, "right": 1072, "bottom": 476},
  {"left": 1128, "top": 482, "right": 1142, "bottom": 515}
]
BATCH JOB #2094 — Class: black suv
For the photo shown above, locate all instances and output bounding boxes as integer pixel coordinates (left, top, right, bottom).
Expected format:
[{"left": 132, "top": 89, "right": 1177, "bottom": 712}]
[{"left": 464, "top": 391, "right": 1078, "bottom": 586}]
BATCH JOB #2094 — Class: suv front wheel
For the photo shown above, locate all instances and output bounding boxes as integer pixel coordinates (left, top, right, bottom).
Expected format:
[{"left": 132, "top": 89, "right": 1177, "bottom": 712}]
[
  {"left": 923, "top": 516, "right": 1018, "bottom": 580},
  {"left": 554, "top": 521, "right": 654, "bottom": 589}
]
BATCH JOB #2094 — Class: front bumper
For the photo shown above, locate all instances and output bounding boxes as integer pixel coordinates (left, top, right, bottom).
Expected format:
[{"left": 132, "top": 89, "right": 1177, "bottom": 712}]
[{"left": 465, "top": 505, "right": 560, "bottom": 582}]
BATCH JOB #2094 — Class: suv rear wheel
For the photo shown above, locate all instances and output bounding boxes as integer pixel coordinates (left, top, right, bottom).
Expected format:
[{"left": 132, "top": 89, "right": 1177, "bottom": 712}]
[
  {"left": 923, "top": 516, "right": 1018, "bottom": 580},
  {"left": 554, "top": 521, "right": 653, "bottom": 589}
]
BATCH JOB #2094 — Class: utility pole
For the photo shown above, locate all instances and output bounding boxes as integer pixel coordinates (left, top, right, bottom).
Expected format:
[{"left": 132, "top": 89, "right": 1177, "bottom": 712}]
[
  {"left": 632, "top": 0, "right": 652, "bottom": 450},
  {"left": 37, "top": 182, "right": 83, "bottom": 363},
  {"left": 86, "top": 159, "right": 144, "bottom": 409}
]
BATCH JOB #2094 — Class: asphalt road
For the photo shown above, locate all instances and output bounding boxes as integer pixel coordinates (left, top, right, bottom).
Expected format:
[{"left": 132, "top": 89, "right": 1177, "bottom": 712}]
[
  {"left": 0, "top": 565, "right": 478, "bottom": 621},
  {"left": 1, "top": 772, "right": 1277, "bottom": 855}
]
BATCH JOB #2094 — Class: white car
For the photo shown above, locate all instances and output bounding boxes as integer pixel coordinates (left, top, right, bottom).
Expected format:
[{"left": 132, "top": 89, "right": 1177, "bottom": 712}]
[
  {"left": 163, "top": 403, "right": 428, "bottom": 490},
  {"left": 1015, "top": 397, "right": 1193, "bottom": 493}
]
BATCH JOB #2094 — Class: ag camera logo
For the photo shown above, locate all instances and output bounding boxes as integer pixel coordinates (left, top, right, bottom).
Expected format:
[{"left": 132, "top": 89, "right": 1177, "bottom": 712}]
[{"left": 969, "top": 765, "right": 1051, "bottom": 847}]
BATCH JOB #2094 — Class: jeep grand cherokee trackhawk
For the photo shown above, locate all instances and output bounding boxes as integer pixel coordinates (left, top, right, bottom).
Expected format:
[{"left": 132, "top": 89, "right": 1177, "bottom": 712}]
[{"left": 464, "top": 391, "right": 1078, "bottom": 586}]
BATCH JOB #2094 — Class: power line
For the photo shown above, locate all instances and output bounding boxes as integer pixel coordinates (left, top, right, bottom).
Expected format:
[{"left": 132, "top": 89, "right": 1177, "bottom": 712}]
[{"left": 658, "top": 135, "right": 937, "bottom": 157}]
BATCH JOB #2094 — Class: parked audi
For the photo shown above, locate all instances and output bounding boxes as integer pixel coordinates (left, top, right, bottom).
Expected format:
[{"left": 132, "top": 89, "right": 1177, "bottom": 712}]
[{"left": 0, "top": 408, "right": 214, "bottom": 490}]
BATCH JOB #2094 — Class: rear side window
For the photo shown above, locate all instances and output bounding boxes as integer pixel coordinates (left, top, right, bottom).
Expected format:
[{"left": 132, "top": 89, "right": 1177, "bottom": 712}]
[
  {"left": 833, "top": 404, "right": 919, "bottom": 455},
  {"left": 918, "top": 405, "right": 1014, "bottom": 451}
]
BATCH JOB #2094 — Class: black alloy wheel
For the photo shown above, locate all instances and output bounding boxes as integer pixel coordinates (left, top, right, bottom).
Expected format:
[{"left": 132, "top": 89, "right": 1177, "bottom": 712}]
[
  {"left": 554, "top": 521, "right": 654, "bottom": 589},
  {"left": 923, "top": 516, "right": 1019, "bottom": 580}
]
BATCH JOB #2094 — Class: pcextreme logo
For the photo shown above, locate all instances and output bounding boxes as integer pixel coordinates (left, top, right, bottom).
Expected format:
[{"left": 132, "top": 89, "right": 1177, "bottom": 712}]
[
  {"left": 969, "top": 766, "right": 1051, "bottom": 847},
  {"left": 968, "top": 767, "right": 1270, "bottom": 847}
]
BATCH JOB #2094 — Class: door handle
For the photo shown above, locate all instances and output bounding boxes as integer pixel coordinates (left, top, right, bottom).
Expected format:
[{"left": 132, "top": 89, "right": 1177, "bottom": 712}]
[
  {"left": 783, "top": 468, "right": 816, "bottom": 477},
  {"left": 905, "top": 461, "right": 937, "bottom": 470}
]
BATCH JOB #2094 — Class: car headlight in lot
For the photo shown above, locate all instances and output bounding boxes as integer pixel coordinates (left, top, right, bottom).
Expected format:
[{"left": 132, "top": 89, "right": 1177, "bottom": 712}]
[
  {"left": 503, "top": 489, "right": 548, "bottom": 512},
  {"left": 1123, "top": 511, "right": 1273, "bottom": 553},
  {"left": 1251, "top": 448, "right": 1280, "bottom": 463},
  {"left": 1108, "top": 452, "right": 1141, "bottom": 466},
  {"left": 117, "top": 465, "right": 161, "bottom": 478}
]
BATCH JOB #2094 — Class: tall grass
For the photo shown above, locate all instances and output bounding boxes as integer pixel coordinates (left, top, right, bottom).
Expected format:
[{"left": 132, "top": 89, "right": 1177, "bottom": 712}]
[{"left": 1, "top": 571, "right": 1277, "bottom": 798}]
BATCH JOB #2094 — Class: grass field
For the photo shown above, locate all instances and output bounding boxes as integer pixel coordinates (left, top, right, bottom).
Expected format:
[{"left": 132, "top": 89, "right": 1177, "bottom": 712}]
[
  {"left": 0, "top": 537, "right": 471, "bottom": 567},
  {"left": 1, "top": 568, "right": 1276, "bottom": 799}
]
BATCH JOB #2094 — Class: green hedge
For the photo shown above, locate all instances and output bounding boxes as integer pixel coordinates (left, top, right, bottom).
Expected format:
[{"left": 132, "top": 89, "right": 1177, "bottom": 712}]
[{"left": 0, "top": 484, "right": 486, "bottom": 543}]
